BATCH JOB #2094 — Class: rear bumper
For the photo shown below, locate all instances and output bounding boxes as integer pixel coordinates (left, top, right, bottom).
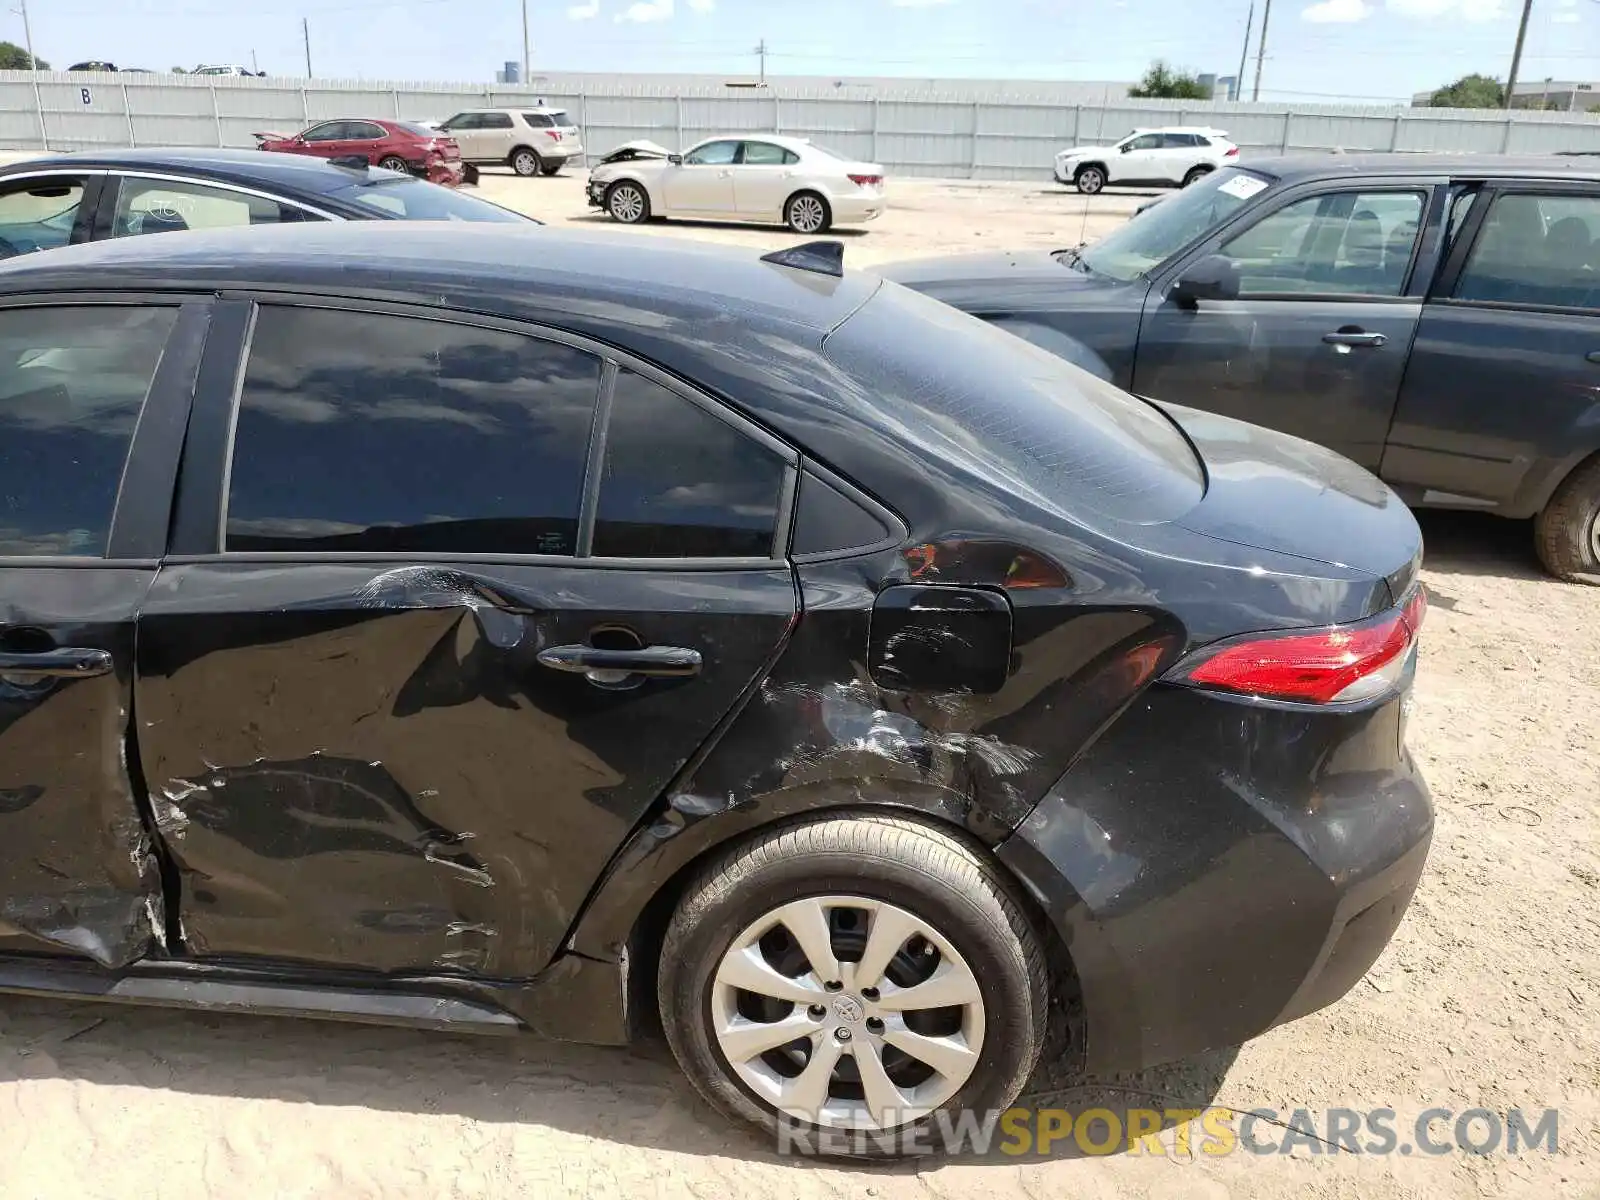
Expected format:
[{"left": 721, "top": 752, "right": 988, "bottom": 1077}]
[
  {"left": 831, "top": 194, "right": 887, "bottom": 224},
  {"left": 424, "top": 160, "right": 464, "bottom": 187},
  {"left": 996, "top": 679, "right": 1433, "bottom": 1074}
]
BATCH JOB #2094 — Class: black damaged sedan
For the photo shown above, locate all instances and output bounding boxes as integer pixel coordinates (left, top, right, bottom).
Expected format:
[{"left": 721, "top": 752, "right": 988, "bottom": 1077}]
[{"left": 0, "top": 223, "right": 1430, "bottom": 1156}]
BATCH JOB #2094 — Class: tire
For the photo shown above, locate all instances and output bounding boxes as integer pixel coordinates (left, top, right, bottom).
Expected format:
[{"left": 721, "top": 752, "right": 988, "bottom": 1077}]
[
  {"left": 510, "top": 147, "right": 541, "bottom": 177},
  {"left": 605, "top": 181, "right": 651, "bottom": 225},
  {"left": 1535, "top": 456, "right": 1600, "bottom": 582},
  {"left": 1074, "top": 165, "right": 1106, "bottom": 195},
  {"left": 462, "top": 163, "right": 480, "bottom": 186},
  {"left": 377, "top": 155, "right": 411, "bottom": 174},
  {"left": 784, "top": 191, "right": 832, "bottom": 234},
  {"left": 540, "top": 160, "right": 563, "bottom": 177},
  {"left": 658, "top": 815, "right": 1049, "bottom": 1159},
  {"left": 1182, "top": 165, "right": 1212, "bottom": 187}
]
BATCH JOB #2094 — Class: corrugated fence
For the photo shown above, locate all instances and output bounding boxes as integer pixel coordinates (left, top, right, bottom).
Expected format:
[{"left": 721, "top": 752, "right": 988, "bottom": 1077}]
[{"left": 4, "top": 71, "right": 1599, "bottom": 179}]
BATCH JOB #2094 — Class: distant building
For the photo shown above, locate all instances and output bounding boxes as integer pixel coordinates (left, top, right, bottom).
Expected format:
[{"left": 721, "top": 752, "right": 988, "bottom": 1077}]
[
  {"left": 496, "top": 61, "right": 521, "bottom": 85},
  {"left": 1412, "top": 80, "right": 1598, "bottom": 112}
]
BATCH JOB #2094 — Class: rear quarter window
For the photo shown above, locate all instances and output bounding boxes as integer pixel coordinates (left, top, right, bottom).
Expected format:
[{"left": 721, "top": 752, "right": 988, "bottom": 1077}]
[{"left": 824, "top": 285, "right": 1204, "bottom": 526}]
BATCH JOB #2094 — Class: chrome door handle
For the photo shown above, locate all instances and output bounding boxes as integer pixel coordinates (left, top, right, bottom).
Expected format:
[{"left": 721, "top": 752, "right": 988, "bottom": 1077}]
[
  {"left": 537, "top": 644, "right": 702, "bottom": 678},
  {"left": 1323, "top": 330, "right": 1387, "bottom": 348},
  {"left": 0, "top": 647, "right": 113, "bottom": 678}
]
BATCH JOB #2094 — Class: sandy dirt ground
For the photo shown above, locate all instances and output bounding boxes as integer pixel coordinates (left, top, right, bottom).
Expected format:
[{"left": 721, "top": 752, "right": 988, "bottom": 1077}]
[{"left": 0, "top": 164, "right": 1596, "bottom": 1199}]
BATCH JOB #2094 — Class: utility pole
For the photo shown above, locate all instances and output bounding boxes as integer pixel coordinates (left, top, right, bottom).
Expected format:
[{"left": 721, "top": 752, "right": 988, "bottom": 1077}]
[
  {"left": 1252, "top": 0, "right": 1273, "bottom": 101},
  {"left": 522, "top": 0, "right": 530, "bottom": 85},
  {"left": 755, "top": 38, "right": 768, "bottom": 84},
  {"left": 1502, "top": 0, "right": 1533, "bottom": 110},
  {"left": 17, "top": 0, "right": 37, "bottom": 69},
  {"left": 302, "top": 17, "right": 312, "bottom": 78},
  {"left": 251, "top": 49, "right": 259, "bottom": 74},
  {"left": 1235, "top": 2, "right": 1254, "bottom": 102}
]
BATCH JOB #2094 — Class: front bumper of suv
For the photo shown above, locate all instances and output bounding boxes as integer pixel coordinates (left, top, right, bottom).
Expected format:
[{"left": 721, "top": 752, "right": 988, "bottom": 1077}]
[{"left": 996, "top": 679, "right": 1433, "bottom": 1074}]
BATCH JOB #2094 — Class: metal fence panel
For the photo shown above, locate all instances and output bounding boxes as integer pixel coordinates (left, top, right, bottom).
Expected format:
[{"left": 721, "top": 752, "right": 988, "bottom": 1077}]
[{"left": 2, "top": 71, "right": 1598, "bottom": 177}]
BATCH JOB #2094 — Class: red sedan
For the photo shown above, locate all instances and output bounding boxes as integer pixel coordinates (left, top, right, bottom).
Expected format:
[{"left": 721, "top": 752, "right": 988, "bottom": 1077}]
[{"left": 254, "top": 119, "right": 464, "bottom": 186}]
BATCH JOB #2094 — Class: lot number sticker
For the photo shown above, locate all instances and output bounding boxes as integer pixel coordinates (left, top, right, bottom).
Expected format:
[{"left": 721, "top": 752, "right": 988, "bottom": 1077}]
[{"left": 1218, "top": 174, "right": 1268, "bottom": 200}]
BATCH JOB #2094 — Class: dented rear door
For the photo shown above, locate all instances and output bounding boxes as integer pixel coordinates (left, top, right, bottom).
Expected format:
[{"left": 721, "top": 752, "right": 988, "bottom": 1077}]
[
  {"left": 0, "top": 296, "right": 208, "bottom": 968},
  {"left": 135, "top": 300, "right": 798, "bottom": 980}
]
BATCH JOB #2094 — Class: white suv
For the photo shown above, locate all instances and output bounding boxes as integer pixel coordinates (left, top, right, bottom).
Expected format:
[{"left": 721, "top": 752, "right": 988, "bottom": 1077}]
[
  {"left": 435, "top": 107, "right": 586, "bottom": 180},
  {"left": 1054, "top": 127, "right": 1238, "bottom": 195}
]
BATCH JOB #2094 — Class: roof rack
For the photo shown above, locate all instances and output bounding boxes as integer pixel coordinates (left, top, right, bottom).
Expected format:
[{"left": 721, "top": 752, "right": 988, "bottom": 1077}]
[{"left": 760, "top": 240, "right": 845, "bottom": 278}]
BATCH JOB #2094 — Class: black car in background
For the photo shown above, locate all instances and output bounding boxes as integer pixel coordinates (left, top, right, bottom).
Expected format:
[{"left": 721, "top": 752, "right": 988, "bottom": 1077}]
[
  {"left": 884, "top": 154, "right": 1600, "bottom": 582},
  {"left": 0, "top": 223, "right": 1430, "bottom": 1156},
  {"left": 0, "top": 148, "right": 534, "bottom": 260}
]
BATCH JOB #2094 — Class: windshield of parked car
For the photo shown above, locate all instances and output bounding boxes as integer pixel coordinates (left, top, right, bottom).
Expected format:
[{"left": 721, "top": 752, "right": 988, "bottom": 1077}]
[
  {"left": 826, "top": 281, "right": 1203, "bottom": 526},
  {"left": 1074, "top": 167, "right": 1275, "bottom": 282},
  {"left": 322, "top": 176, "right": 534, "bottom": 222}
]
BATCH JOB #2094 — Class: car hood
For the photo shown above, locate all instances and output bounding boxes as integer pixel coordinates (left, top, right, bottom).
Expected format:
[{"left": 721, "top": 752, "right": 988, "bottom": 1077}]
[
  {"left": 1161, "top": 402, "right": 1420, "bottom": 591},
  {"left": 879, "top": 249, "right": 1124, "bottom": 311},
  {"left": 595, "top": 140, "right": 673, "bottom": 165},
  {"left": 1056, "top": 143, "right": 1114, "bottom": 159}
]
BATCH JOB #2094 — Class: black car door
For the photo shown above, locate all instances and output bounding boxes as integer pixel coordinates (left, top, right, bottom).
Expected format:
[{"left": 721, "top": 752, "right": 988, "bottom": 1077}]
[
  {"left": 1135, "top": 179, "right": 1443, "bottom": 470},
  {"left": 135, "top": 298, "right": 799, "bottom": 981},
  {"left": 1382, "top": 182, "right": 1600, "bottom": 511},
  {"left": 0, "top": 294, "right": 208, "bottom": 969}
]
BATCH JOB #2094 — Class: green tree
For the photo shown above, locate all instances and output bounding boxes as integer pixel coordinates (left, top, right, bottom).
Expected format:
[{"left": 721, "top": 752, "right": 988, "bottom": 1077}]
[
  {"left": 0, "top": 41, "right": 47, "bottom": 70},
  {"left": 1129, "top": 61, "right": 1212, "bottom": 101},
  {"left": 1427, "top": 73, "right": 1504, "bottom": 109},
  {"left": 171, "top": 66, "right": 187, "bottom": 74}
]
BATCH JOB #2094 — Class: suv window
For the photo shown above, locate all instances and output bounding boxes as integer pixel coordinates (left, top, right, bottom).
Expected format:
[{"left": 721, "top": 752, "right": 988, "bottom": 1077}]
[
  {"left": 481, "top": 112, "right": 515, "bottom": 130},
  {"left": 440, "top": 113, "right": 479, "bottom": 131},
  {"left": 593, "top": 371, "right": 787, "bottom": 559},
  {"left": 522, "top": 112, "right": 554, "bottom": 128},
  {"left": 0, "top": 177, "right": 87, "bottom": 257},
  {"left": 685, "top": 140, "right": 740, "bottom": 167},
  {"left": 0, "top": 305, "right": 176, "bottom": 556},
  {"left": 113, "top": 177, "right": 310, "bottom": 237},
  {"left": 551, "top": 112, "right": 575, "bottom": 128},
  {"left": 1162, "top": 133, "right": 1198, "bottom": 149},
  {"left": 1220, "top": 189, "right": 1425, "bottom": 297},
  {"left": 742, "top": 141, "right": 796, "bottom": 166},
  {"left": 1124, "top": 134, "right": 1162, "bottom": 152},
  {"left": 225, "top": 307, "right": 602, "bottom": 554},
  {"left": 1454, "top": 192, "right": 1600, "bottom": 309}
]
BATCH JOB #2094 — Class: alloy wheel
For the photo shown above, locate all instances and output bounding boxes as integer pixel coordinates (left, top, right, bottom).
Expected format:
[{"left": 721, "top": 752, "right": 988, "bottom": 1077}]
[
  {"left": 1590, "top": 510, "right": 1600, "bottom": 565},
  {"left": 789, "top": 195, "right": 827, "bottom": 233},
  {"left": 514, "top": 151, "right": 539, "bottom": 176},
  {"left": 709, "top": 895, "right": 985, "bottom": 1131},
  {"left": 609, "top": 184, "right": 646, "bottom": 223},
  {"left": 1078, "top": 168, "right": 1104, "bottom": 195},
  {"left": 378, "top": 156, "right": 409, "bottom": 173}
]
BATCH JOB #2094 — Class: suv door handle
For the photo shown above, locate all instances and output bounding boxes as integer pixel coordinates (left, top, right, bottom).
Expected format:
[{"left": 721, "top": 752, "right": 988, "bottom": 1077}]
[
  {"left": 1323, "top": 330, "right": 1387, "bottom": 348},
  {"left": 537, "top": 644, "right": 702, "bottom": 678},
  {"left": 0, "top": 647, "right": 113, "bottom": 678}
]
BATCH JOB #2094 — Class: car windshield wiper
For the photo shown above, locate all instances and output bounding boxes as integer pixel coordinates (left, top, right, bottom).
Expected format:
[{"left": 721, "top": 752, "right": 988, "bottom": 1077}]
[{"left": 1053, "top": 244, "right": 1093, "bottom": 274}]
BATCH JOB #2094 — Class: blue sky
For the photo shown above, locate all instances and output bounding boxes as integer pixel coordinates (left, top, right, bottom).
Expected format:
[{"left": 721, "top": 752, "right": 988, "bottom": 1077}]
[{"left": 10, "top": 0, "right": 1599, "bottom": 103}]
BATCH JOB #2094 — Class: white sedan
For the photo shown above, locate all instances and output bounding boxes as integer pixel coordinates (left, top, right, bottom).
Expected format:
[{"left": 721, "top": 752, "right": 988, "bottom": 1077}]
[{"left": 587, "top": 135, "right": 886, "bottom": 234}]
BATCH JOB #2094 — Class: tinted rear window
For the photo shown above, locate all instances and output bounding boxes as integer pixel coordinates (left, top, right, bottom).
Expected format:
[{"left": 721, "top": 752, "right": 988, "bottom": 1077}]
[
  {"left": 825, "top": 286, "right": 1203, "bottom": 525},
  {"left": 321, "top": 176, "right": 532, "bottom": 222}
]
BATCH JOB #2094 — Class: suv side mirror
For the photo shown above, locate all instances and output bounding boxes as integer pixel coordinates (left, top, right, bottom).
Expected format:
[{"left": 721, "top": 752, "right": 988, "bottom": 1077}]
[
  {"left": 668, "top": 153, "right": 684, "bottom": 165},
  {"left": 1171, "top": 255, "right": 1241, "bottom": 307}
]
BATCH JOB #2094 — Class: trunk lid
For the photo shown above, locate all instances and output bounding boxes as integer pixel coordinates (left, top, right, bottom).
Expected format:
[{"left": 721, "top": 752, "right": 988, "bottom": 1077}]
[{"left": 1160, "top": 401, "right": 1421, "bottom": 592}]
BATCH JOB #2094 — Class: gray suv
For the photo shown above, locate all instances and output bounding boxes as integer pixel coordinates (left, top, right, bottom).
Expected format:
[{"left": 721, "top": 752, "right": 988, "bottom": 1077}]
[
  {"left": 435, "top": 107, "right": 584, "bottom": 180},
  {"left": 884, "top": 154, "right": 1600, "bottom": 582}
]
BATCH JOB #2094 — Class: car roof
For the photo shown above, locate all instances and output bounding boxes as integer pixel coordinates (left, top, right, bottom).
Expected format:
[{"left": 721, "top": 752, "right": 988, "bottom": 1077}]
[
  {"left": 458, "top": 106, "right": 567, "bottom": 114},
  {"left": 1241, "top": 152, "right": 1600, "bottom": 184},
  {"left": 0, "top": 147, "right": 402, "bottom": 198},
  {"left": 0, "top": 222, "right": 881, "bottom": 342},
  {"left": 691, "top": 133, "right": 811, "bottom": 151},
  {"left": 1132, "top": 126, "right": 1229, "bottom": 135}
]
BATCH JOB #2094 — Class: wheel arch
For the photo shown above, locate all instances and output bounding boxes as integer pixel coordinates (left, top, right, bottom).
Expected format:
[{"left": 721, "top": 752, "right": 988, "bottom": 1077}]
[
  {"left": 603, "top": 172, "right": 658, "bottom": 206},
  {"left": 1074, "top": 160, "right": 1109, "bottom": 180},
  {"left": 1515, "top": 443, "right": 1600, "bottom": 519},
  {"left": 507, "top": 142, "right": 542, "bottom": 166},
  {"left": 784, "top": 187, "right": 832, "bottom": 223},
  {"left": 565, "top": 794, "right": 1085, "bottom": 1063}
]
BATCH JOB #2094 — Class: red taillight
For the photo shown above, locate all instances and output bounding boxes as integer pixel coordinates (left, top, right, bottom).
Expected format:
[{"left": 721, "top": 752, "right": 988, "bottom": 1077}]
[
  {"left": 849, "top": 174, "right": 883, "bottom": 188},
  {"left": 545, "top": 130, "right": 562, "bottom": 140},
  {"left": 1168, "top": 587, "right": 1424, "bottom": 705},
  {"left": 1225, "top": 146, "right": 1240, "bottom": 157}
]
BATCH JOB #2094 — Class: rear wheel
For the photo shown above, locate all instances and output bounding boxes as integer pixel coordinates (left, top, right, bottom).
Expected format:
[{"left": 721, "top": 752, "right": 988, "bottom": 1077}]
[
  {"left": 462, "top": 163, "right": 480, "bottom": 186},
  {"left": 1074, "top": 165, "right": 1106, "bottom": 195},
  {"left": 377, "top": 155, "right": 411, "bottom": 174},
  {"left": 785, "top": 191, "right": 832, "bottom": 234},
  {"left": 1535, "top": 456, "right": 1600, "bottom": 582},
  {"left": 511, "top": 147, "right": 541, "bottom": 177},
  {"left": 605, "top": 181, "right": 651, "bottom": 225},
  {"left": 1182, "top": 165, "right": 1213, "bottom": 187},
  {"left": 658, "top": 815, "right": 1049, "bottom": 1158}
]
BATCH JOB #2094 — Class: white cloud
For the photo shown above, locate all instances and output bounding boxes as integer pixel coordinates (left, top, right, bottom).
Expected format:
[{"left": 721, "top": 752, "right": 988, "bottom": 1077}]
[
  {"left": 567, "top": 0, "right": 599, "bottom": 17},
  {"left": 1386, "top": 0, "right": 1507, "bottom": 21},
  {"left": 1303, "top": 0, "right": 1373, "bottom": 21},
  {"left": 616, "top": 0, "right": 672, "bottom": 20}
]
